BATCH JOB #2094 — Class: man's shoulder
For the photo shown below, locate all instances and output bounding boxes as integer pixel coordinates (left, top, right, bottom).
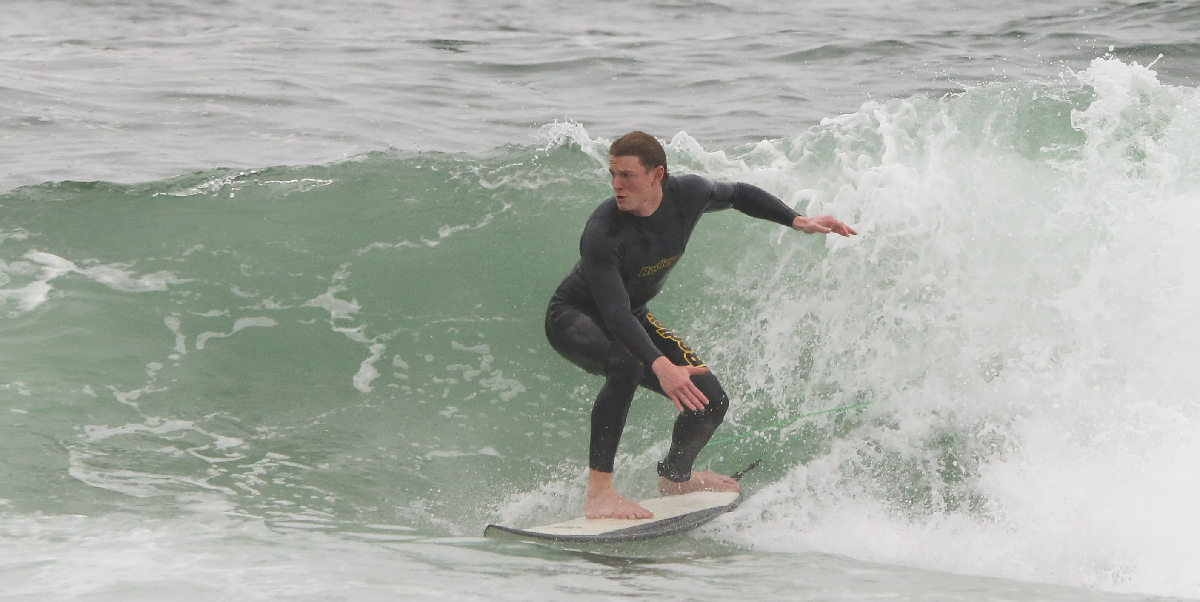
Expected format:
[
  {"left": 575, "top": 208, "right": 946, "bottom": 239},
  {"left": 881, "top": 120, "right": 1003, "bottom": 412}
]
[
  {"left": 667, "top": 173, "right": 726, "bottom": 212},
  {"left": 669, "top": 173, "right": 713, "bottom": 194},
  {"left": 585, "top": 197, "right": 621, "bottom": 227},
  {"left": 581, "top": 197, "right": 623, "bottom": 242}
]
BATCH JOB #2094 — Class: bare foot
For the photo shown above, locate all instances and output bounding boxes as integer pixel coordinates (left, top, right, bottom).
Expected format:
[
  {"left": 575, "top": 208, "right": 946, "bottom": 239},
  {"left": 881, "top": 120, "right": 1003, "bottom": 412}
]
[
  {"left": 658, "top": 470, "right": 740, "bottom": 496},
  {"left": 585, "top": 469, "right": 653, "bottom": 519},
  {"left": 585, "top": 490, "right": 653, "bottom": 519}
]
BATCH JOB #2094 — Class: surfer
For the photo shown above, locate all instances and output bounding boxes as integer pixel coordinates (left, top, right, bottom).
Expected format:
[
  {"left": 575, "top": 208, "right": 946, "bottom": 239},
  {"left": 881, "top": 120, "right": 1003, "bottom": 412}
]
[{"left": 545, "top": 131, "right": 857, "bottom": 519}]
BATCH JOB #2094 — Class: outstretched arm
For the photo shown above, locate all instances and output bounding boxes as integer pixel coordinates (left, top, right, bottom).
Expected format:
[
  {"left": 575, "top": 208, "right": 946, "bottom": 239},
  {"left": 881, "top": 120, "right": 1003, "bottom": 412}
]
[
  {"left": 717, "top": 182, "right": 798, "bottom": 226},
  {"left": 715, "top": 182, "right": 857, "bottom": 237}
]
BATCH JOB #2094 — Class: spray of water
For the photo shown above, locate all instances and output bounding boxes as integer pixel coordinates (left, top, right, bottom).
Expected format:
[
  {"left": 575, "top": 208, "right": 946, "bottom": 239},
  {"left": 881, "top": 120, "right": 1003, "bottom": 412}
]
[{"left": 661, "top": 58, "right": 1200, "bottom": 596}]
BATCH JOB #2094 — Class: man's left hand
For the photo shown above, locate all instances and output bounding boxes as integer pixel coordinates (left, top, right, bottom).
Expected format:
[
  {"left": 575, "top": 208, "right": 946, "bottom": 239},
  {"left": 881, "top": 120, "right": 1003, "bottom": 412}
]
[{"left": 793, "top": 215, "right": 857, "bottom": 237}]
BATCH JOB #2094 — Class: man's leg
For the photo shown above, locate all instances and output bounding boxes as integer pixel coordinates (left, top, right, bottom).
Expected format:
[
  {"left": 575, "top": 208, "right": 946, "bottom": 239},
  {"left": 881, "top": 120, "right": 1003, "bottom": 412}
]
[
  {"left": 638, "top": 313, "right": 738, "bottom": 495},
  {"left": 545, "top": 305, "right": 653, "bottom": 518},
  {"left": 587, "top": 342, "right": 643, "bottom": 475}
]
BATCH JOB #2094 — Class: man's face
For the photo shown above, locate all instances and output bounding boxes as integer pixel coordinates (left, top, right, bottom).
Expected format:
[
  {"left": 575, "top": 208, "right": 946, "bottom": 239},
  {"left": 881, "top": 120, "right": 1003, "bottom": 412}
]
[{"left": 609, "top": 155, "right": 664, "bottom": 215}]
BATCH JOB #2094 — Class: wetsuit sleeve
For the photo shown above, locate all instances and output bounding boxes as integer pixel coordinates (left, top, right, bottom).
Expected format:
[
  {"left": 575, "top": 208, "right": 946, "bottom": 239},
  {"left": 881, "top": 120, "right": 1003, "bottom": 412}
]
[
  {"left": 707, "top": 181, "right": 798, "bottom": 227},
  {"left": 580, "top": 228, "right": 665, "bottom": 366}
]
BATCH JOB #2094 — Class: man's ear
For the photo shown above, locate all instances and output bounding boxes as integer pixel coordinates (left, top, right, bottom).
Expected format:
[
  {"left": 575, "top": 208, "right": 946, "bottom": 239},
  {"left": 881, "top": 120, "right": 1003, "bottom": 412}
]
[{"left": 651, "top": 165, "right": 665, "bottom": 184}]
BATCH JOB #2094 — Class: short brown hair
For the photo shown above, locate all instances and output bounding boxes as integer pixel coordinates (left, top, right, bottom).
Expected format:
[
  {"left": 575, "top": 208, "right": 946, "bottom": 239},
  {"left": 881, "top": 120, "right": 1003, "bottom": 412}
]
[{"left": 610, "top": 131, "right": 669, "bottom": 182}]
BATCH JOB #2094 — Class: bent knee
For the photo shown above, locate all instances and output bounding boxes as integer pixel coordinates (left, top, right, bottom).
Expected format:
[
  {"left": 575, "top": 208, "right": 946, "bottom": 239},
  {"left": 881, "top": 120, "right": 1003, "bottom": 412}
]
[
  {"left": 603, "top": 349, "right": 645, "bottom": 381},
  {"left": 692, "top": 375, "right": 729, "bottom": 418}
]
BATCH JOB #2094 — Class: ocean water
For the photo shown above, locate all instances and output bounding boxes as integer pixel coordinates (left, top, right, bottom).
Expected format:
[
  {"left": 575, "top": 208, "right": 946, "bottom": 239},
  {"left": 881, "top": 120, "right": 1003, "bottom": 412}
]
[{"left": 3, "top": 1, "right": 1200, "bottom": 600}]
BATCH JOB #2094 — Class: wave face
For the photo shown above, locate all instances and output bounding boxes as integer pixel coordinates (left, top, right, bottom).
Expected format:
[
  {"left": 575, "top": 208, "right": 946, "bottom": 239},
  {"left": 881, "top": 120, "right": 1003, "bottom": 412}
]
[
  {"left": 2, "top": 58, "right": 1200, "bottom": 597},
  {"left": 705, "top": 58, "right": 1200, "bottom": 595}
]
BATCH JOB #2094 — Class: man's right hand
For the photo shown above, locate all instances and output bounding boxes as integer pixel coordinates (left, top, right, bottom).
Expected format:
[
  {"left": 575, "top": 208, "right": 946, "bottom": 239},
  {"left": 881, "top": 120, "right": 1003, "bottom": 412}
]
[{"left": 651, "top": 356, "right": 710, "bottom": 412}]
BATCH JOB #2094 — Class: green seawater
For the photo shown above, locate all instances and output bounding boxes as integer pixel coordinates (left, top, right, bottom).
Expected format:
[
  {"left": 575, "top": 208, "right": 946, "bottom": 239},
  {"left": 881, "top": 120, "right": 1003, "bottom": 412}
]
[{"left": 1, "top": 137, "right": 809, "bottom": 530}]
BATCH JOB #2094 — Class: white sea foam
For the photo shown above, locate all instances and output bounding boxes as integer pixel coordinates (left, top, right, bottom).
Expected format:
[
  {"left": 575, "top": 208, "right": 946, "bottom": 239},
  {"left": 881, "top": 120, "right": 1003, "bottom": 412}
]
[
  {"left": 0, "top": 250, "right": 187, "bottom": 317},
  {"left": 303, "top": 264, "right": 392, "bottom": 392},
  {"left": 688, "top": 58, "right": 1200, "bottom": 597},
  {"left": 353, "top": 343, "right": 387, "bottom": 393},
  {"left": 194, "top": 316, "right": 278, "bottom": 350}
]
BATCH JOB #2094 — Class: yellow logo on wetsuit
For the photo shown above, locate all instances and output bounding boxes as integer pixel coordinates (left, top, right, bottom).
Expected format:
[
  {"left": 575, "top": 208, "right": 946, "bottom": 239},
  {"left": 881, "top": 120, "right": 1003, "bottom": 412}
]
[
  {"left": 638, "top": 255, "right": 678, "bottom": 277},
  {"left": 645, "top": 313, "right": 705, "bottom": 368}
]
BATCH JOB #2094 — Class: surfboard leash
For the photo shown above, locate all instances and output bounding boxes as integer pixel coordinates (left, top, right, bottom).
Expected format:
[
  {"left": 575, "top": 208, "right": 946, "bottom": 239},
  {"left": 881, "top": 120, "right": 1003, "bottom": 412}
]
[{"left": 730, "top": 459, "right": 761, "bottom": 481}]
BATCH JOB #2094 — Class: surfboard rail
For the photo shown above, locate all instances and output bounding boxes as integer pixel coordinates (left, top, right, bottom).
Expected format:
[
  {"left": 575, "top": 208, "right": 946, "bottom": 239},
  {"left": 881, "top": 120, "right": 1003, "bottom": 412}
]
[{"left": 484, "top": 490, "right": 742, "bottom": 544}]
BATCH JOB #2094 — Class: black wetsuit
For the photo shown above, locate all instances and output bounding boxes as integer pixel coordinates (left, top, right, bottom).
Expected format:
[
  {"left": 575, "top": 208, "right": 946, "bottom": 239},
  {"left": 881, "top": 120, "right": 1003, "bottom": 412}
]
[{"left": 545, "top": 174, "right": 798, "bottom": 481}]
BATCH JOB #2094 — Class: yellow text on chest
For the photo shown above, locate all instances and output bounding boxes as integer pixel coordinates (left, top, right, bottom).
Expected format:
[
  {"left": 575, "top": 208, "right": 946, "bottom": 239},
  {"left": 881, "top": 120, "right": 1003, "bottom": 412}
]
[{"left": 638, "top": 255, "right": 678, "bottom": 277}]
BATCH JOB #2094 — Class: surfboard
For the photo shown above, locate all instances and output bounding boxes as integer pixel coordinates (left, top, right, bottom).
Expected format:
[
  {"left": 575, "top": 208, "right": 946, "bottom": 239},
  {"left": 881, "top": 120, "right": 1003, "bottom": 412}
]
[{"left": 484, "top": 489, "right": 742, "bottom": 544}]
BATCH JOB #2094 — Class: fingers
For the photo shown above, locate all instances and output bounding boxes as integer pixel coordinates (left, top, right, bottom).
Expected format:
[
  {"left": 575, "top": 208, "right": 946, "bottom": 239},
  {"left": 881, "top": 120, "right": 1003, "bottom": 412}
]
[
  {"left": 806, "top": 215, "right": 858, "bottom": 237},
  {"left": 794, "top": 217, "right": 832, "bottom": 235},
  {"left": 671, "top": 380, "right": 709, "bottom": 411},
  {"left": 684, "top": 369, "right": 712, "bottom": 408},
  {"left": 670, "top": 392, "right": 695, "bottom": 412},
  {"left": 802, "top": 218, "right": 832, "bottom": 234},
  {"left": 669, "top": 388, "right": 705, "bottom": 412},
  {"left": 656, "top": 360, "right": 711, "bottom": 412},
  {"left": 832, "top": 222, "right": 858, "bottom": 237}
]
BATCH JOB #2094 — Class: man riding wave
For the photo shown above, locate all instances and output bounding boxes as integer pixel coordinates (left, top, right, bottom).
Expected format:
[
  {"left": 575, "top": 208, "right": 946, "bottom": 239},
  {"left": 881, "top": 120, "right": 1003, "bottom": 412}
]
[{"left": 545, "top": 131, "right": 857, "bottom": 519}]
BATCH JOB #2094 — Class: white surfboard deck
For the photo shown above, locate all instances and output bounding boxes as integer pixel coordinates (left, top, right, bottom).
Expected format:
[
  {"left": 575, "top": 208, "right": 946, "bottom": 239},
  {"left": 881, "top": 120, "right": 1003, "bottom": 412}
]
[{"left": 484, "top": 490, "right": 741, "bottom": 543}]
